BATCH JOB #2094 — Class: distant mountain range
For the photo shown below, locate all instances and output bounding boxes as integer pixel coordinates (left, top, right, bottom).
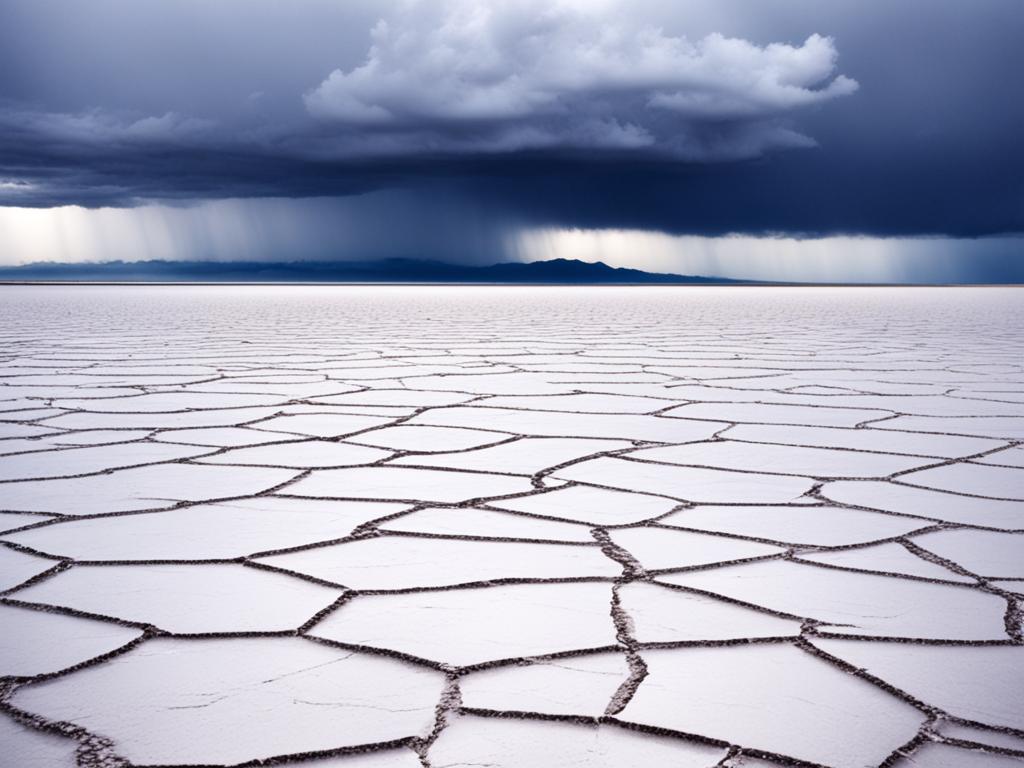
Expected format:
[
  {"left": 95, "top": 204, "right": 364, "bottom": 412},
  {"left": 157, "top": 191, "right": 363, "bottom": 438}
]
[{"left": 0, "top": 258, "right": 748, "bottom": 284}]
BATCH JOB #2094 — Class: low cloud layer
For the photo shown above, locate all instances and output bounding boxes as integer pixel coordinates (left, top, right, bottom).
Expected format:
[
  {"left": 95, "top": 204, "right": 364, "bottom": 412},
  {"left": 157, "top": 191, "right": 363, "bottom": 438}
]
[{"left": 306, "top": 1, "right": 856, "bottom": 159}]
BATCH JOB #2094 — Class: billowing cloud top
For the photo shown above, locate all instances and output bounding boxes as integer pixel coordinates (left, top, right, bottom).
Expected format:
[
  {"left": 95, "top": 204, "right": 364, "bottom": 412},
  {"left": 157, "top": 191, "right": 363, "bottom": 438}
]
[{"left": 305, "top": 1, "right": 856, "bottom": 159}]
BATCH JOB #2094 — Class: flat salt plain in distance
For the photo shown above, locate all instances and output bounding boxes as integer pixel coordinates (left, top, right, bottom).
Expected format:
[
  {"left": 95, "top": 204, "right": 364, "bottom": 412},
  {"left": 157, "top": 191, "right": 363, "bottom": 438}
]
[{"left": 0, "top": 285, "right": 1023, "bottom": 768}]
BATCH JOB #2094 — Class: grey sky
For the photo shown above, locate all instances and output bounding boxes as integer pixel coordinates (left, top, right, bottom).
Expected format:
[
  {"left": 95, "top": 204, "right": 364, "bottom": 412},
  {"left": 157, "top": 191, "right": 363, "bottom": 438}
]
[{"left": 0, "top": 0, "right": 1021, "bottom": 279}]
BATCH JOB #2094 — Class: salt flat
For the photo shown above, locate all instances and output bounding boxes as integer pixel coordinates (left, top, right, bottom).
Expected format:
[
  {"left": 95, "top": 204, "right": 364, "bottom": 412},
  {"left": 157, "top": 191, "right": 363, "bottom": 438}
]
[{"left": 1, "top": 285, "right": 1023, "bottom": 768}]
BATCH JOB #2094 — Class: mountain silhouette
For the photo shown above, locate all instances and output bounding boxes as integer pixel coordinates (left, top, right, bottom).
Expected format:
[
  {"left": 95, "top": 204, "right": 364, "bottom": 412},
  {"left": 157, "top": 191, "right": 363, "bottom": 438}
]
[{"left": 0, "top": 258, "right": 747, "bottom": 284}]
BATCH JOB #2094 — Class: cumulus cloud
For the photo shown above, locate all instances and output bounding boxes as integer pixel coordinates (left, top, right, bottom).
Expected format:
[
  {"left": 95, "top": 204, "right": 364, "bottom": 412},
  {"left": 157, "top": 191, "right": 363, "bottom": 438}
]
[{"left": 305, "top": 0, "right": 857, "bottom": 159}]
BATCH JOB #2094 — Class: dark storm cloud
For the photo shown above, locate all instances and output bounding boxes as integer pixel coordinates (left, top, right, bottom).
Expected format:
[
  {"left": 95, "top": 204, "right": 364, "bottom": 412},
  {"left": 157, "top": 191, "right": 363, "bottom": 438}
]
[
  {"left": 0, "top": 0, "right": 1021, "bottom": 238},
  {"left": 303, "top": 2, "right": 856, "bottom": 159}
]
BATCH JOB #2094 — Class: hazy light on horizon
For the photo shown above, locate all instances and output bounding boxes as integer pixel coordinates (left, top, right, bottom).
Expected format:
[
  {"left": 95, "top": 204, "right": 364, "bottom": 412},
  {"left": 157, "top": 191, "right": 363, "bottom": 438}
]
[
  {"left": 516, "top": 229, "right": 1024, "bottom": 283},
  {"left": 1, "top": 201, "right": 1020, "bottom": 283}
]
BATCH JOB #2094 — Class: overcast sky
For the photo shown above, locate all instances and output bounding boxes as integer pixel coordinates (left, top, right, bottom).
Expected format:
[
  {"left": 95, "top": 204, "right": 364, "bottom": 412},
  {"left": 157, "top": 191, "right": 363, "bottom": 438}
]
[{"left": 1, "top": 0, "right": 1021, "bottom": 280}]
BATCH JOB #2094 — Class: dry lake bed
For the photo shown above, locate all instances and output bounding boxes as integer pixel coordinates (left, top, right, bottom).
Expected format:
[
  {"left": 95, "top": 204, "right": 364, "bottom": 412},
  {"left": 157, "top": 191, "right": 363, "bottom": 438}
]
[{"left": 1, "top": 285, "right": 1023, "bottom": 768}]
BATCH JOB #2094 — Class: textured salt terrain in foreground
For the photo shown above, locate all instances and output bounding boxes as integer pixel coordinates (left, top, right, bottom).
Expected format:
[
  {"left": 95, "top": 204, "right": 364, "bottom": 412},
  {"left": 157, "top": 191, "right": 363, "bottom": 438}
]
[{"left": 1, "top": 285, "right": 1023, "bottom": 768}]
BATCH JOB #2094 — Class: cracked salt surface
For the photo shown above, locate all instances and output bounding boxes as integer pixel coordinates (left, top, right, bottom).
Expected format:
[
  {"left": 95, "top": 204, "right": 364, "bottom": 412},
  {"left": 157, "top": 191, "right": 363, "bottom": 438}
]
[
  {"left": 628, "top": 439, "right": 930, "bottom": 478},
  {"left": 813, "top": 640, "right": 1024, "bottom": 731},
  {"left": 0, "top": 604, "right": 142, "bottom": 677},
  {"left": 608, "top": 526, "right": 784, "bottom": 571},
  {"left": 819, "top": 480, "right": 1024, "bottom": 528},
  {"left": 619, "top": 644, "right": 926, "bottom": 768},
  {"left": 459, "top": 652, "right": 631, "bottom": 717},
  {"left": 663, "top": 559, "right": 1008, "bottom": 640},
  {"left": 12, "top": 563, "right": 343, "bottom": 633},
  {"left": 796, "top": 541, "right": 979, "bottom": 583},
  {"left": 895, "top": 743, "right": 1024, "bottom": 767},
  {"left": 258, "top": 535, "right": 619, "bottom": 590},
  {"left": 0, "top": 546, "right": 56, "bottom": 592},
  {"left": 617, "top": 581, "right": 802, "bottom": 643},
  {"left": 555, "top": 455, "right": 816, "bottom": 503},
  {"left": 910, "top": 529, "right": 1024, "bottom": 578},
  {"left": 489, "top": 484, "right": 680, "bottom": 524},
  {"left": 311, "top": 582, "right": 619, "bottom": 666},
  {"left": 10, "top": 637, "right": 446, "bottom": 765},
  {"left": 659, "top": 504, "right": 923, "bottom": 547},
  {"left": 378, "top": 506, "right": 595, "bottom": 542},
  {"left": 4, "top": 497, "right": 408, "bottom": 560},
  {"left": 430, "top": 715, "right": 729, "bottom": 767},
  {"left": 936, "top": 722, "right": 1024, "bottom": 753},
  {"left": 284, "top": 465, "right": 537, "bottom": 504},
  {"left": 195, "top": 439, "right": 393, "bottom": 468},
  {"left": 1, "top": 285, "right": 1023, "bottom": 768},
  {"left": 1, "top": 463, "right": 298, "bottom": 514},
  {"left": 0, "top": 715, "right": 80, "bottom": 768}
]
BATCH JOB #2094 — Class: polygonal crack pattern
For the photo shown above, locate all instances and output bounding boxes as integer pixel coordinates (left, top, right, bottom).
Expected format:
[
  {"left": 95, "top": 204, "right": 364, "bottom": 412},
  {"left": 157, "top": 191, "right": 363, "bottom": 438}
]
[{"left": 0, "top": 285, "right": 1023, "bottom": 768}]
